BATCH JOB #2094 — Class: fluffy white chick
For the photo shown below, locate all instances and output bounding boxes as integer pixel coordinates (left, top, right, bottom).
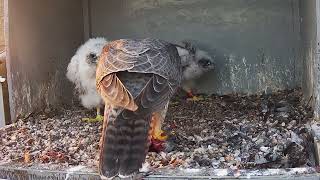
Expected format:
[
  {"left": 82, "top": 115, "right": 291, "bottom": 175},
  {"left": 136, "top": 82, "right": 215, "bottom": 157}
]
[
  {"left": 66, "top": 37, "right": 107, "bottom": 122},
  {"left": 174, "top": 41, "right": 215, "bottom": 100}
]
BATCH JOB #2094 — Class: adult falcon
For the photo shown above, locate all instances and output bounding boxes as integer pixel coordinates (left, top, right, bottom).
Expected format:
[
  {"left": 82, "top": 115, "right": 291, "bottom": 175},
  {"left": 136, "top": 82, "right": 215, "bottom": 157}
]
[{"left": 96, "top": 38, "right": 182, "bottom": 178}]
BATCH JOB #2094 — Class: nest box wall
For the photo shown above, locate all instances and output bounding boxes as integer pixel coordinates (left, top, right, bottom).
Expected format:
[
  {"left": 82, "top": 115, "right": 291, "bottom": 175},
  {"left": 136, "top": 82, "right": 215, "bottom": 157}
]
[
  {"left": 6, "top": 0, "right": 84, "bottom": 120},
  {"left": 299, "top": 0, "right": 320, "bottom": 119},
  {"left": 5, "top": 0, "right": 320, "bottom": 121},
  {"left": 300, "top": 0, "right": 318, "bottom": 114},
  {"left": 90, "top": 0, "right": 302, "bottom": 95}
]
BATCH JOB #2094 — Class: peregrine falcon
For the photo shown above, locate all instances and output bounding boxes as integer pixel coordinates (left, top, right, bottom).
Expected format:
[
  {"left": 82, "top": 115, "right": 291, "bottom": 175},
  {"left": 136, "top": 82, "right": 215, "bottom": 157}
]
[{"left": 96, "top": 38, "right": 182, "bottom": 178}]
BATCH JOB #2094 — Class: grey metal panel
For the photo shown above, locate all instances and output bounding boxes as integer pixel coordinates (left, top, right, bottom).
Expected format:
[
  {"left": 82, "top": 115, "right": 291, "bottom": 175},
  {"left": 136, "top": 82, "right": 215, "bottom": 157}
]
[
  {"left": 90, "top": 0, "right": 301, "bottom": 95},
  {"left": 5, "top": 0, "right": 84, "bottom": 120}
]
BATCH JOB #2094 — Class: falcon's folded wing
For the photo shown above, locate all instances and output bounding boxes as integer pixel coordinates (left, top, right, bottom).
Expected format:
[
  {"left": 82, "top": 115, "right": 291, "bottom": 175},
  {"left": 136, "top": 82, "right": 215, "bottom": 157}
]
[{"left": 96, "top": 38, "right": 182, "bottom": 178}]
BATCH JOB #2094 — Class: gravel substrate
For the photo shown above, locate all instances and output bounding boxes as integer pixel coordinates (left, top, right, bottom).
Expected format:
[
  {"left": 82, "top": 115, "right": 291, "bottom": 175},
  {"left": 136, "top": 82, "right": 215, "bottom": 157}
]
[
  {"left": 0, "top": 107, "right": 101, "bottom": 170},
  {"left": 0, "top": 88, "right": 316, "bottom": 172}
]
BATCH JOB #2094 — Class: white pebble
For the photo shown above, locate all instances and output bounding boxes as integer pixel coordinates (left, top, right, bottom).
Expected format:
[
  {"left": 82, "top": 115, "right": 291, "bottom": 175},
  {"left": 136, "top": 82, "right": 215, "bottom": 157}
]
[{"left": 259, "top": 146, "right": 270, "bottom": 153}]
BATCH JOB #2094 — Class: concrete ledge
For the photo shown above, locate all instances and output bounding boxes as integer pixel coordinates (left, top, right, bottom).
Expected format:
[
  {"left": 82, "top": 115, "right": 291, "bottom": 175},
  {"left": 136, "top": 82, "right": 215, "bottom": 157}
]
[
  {"left": 0, "top": 165, "right": 320, "bottom": 180},
  {"left": 147, "top": 167, "right": 320, "bottom": 180},
  {"left": 0, "top": 166, "right": 100, "bottom": 180}
]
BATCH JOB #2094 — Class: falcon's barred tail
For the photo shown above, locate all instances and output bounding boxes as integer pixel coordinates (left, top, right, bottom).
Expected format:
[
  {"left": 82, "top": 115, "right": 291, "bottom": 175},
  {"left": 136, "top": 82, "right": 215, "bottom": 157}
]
[
  {"left": 99, "top": 108, "right": 152, "bottom": 178},
  {"left": 96, "top": 38, "right": 182, "bottom": 178},
  {"left": 98, "top": 74, "right": 172, "bottom": 178}
]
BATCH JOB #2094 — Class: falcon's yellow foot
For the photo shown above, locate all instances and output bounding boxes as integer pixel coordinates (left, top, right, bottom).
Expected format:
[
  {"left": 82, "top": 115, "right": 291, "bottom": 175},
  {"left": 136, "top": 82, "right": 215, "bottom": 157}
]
[
  {"left": 187, "top": 95, "right": 204, "bottom": 102},
  {"left": 149, "top": 112, "right": 167, "bottom": 152},
  {"left": 82, "top": 114, "right": 104, "bottom": 123},
  {"left": 152, "top": 129, "right": 168, "bottom": 141},
  {"left": 186, "top": 90, "right": 204, "bottom": 102},
  {"left": 150, "top": 129, "right": 168, "bottom": 153}
]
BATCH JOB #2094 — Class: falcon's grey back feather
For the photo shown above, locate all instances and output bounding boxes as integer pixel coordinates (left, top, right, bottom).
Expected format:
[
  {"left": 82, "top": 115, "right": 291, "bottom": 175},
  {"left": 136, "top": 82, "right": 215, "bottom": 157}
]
[
  {"left": 99, "top": 38, "right": 182, "bottom": 94},
  {"left": 66, "top": 37, "right": 107, "bottom": 109}
]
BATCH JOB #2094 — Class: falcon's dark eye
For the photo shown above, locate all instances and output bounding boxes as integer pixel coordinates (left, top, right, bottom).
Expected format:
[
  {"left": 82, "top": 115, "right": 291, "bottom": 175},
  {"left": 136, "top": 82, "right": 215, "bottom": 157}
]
[{"left": 198, "top": 58, "right": 211, "bottom": 67}]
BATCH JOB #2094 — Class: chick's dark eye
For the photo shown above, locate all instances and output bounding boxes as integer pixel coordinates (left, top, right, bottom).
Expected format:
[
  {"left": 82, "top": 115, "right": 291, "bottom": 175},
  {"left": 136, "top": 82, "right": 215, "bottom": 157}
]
[
  {"left": 198, "top": 58, "right": 211, "bottom": 67},
  {"left": 89, "top": 53, "right": 97, "bottom": 59}
]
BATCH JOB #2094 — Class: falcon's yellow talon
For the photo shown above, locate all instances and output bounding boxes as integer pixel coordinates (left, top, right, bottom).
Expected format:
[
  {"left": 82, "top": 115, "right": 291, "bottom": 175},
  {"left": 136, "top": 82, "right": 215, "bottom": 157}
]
[
  {"left": 96, "top": 114, "right": 104, "bottom": 121},
  {"left": 187, "top": 95, "right": 204, "bottom": 102},
  {"left": 152, "top": 130, "right": 168, "bottom": 141},
  {"left": 82, "top": 114, "right": 104, "bottom": 123},
  {"left": 82, "top": 107, "right": 104, "bottom": 123}
]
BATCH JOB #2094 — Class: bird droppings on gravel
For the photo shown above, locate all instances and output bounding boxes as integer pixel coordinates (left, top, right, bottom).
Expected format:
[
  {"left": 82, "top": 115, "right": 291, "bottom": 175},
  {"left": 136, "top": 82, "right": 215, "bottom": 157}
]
[{"left": 0, "top": 88, "right": 315, "bottom": 172}]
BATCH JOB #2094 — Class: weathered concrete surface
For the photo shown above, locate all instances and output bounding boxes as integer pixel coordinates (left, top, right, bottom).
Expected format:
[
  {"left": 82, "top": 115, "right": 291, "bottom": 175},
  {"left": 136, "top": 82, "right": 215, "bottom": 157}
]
[
  {"left": 299, "top": 0, "right": 320, "bottom": 119},
  {"left": 6, "top": 0, "right": 84, "bottom": 120},
  {"left": 0, "top": 165, "right": 320, "bottom": 180},
  {"left": 0, "top": 166, "right": 100, "bottom": 180},
  {"left": 0, "top": 0, "right": 5, "bottom": 51},
  {"left": 90, "top": 0, "right": 301, "bottom": 95},
  {"left": 315, "top": 0, "right": 320, "bottom": 120},
  {"left": 5, "top": 0, "right": 319, "bottom": 121},
  {"left": 0, "top": 0, "right": 10, "bottom": 125}
]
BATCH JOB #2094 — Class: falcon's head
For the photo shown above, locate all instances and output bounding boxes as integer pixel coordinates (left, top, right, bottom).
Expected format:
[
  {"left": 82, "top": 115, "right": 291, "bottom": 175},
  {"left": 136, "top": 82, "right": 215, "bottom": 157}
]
[{"left": 175, "top": 41, "right": 215, "bottom": 81}]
